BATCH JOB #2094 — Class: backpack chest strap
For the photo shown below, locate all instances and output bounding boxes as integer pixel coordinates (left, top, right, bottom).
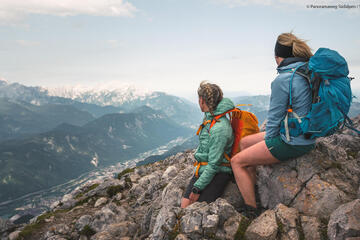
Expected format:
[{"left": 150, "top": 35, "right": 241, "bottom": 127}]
[{"left": 193, "top": 161, "right": 232, "bottom": 178}]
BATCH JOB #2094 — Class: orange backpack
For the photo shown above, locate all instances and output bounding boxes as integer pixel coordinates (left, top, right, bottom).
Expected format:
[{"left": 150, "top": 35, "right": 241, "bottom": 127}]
[{"left": 196, "top": 104, "right": 260, "bottom": 160}]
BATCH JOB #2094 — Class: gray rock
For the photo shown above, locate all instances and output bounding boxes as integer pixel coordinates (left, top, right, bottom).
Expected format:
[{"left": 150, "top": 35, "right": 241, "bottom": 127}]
[
  {"left": 76, "top": 215, "right": 93, "bottom": 231},
  {"left": 274, "top": 204, "right": 300, "bottom": 240},
  {"left": 174, "top": 234, "right": 189, "bottom": 240},
  {"left": 91, "top": 231, "right": 113, "bottom": 240},
  {"left": 245, "top": 209, "right": 278, "bottom": 240},
  {"left": 79, "top": 235, "right": 88, "bottom": 240},
  {"left": 43, "top": 230, "right": 55, "bottom": 239},
  {"left": 292, "top": 175, "right": 349, "bottom": 218},
  {"left": 215, "top": 230, "right": 227, "bottom": 239},
  {"left": 256, "top": 128, "right": 360, "bottom": 220},
  {"left": 222, "top": 181, "right": 245, "bottom": 212},
  {"left": 275, "top": 203, "right": 299, "bottom": 229},
  {"left": 137, "top": 178, "right": 164, "bottom": 206},
  {"left": 162, "top": 166, "right": 178, "bottom": 181},
  {"left": 134, "top": 167, "right": 146, "bottom": 176},
  {"left": 8, "top": 230, "right": 21, "bottom": 240},
  {"left": 129, "top": 184, "right": 145, "bottom": 198},
  {"left": 151, "top": 207, "right": 179, "bottom": 240},
  {"left": 300, "top": 215, "right": 322, "bottom": 240},
  {"left": 138, "top": 172, "right": 161, "bottom": 187},
  {"left": 223, "top": 214, "right": 243, "bottom": 240},
  {"left": 115, "top": 192, "right": 122, "bottom": 201},
  {"left": 161, "top": 166, "right": 193, "bottom": 208},
  {"left": 88, "top": 178, "right": 124, "bottom": 197},
  {"left": 257, "top": 163, "right": 302, "bottom": 209},
  {"left": 328, "top": 199, "right": 360, "bottom": 240},
  {"left": 180, "top": 211, "right": 203, "bottom": 236},
  {"left": 90, "top": 206, "right": 117, "bottom": 232},
  {"left": 51, "top": 223, "right": 70, "bottom": 235},
  {"left": 58, "top": 193, "right": 76, "bottom": 209},
  {"left": 0, "top": 217, "right": 14, "bottom": 233},
  {"left": 94, "top": 197, "right": 108, "bottom": 207},
  {"left": 161, "top": 186, "right": 183, "bottom": 208},
  {"left": 50, "top": 200, "right": 61, "bottom": 210},
  {"left": 202, "top": 214, "right": 219, "bottom": 236},
  {"left": 130, "top": 173, "right": 141, "bottom": 183},
  {"left": 140, "top": 206, "right": 155, "bottom": 235},
  {"left": 46, "top": 236, "right": 68, "bottom": 240},
  {"left": 103, "top": 222, "right": 138, "bottom": 238},
  {"left": 209, "top": 198, "right": 238, "bottom": 226}
]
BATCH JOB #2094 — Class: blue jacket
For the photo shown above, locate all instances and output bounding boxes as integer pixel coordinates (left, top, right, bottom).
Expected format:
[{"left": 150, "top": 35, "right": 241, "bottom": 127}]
[{"left": 265, "top": 58, "right": 316, "bottom": 145}]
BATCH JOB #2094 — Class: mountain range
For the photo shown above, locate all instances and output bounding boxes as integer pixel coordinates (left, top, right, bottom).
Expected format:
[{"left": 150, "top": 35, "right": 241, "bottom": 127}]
[
  {"left": 0, "top": 105, "right": 192, "bottom": 202},
  {"left": 0, "top": 97, "right": 95, "bottom": 142},
  {"left": 0, "top": 80, "right": 202, "bottom": 128}
]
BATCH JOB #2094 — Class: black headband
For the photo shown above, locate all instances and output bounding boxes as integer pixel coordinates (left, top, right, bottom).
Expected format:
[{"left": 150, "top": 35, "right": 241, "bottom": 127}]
[{"left": 275, "top": 41, "right": 294, "bottom": 58}]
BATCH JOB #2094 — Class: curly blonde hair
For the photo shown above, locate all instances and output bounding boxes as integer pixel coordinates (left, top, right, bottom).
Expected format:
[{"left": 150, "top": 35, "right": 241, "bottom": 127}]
[
  {"left": 197, "top": 81, "right": 223, "bottom": 118},
  {"left": 277, "top": 32, "right": 313, "bottom": 59}
]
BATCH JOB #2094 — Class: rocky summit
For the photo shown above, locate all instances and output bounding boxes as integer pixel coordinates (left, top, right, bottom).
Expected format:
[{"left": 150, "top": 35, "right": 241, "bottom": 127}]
[{"left": 1, "top": 116, "right": 360, "bottom": 240}]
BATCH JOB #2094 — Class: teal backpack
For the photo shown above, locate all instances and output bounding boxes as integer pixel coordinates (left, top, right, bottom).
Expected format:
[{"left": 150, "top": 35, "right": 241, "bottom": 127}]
[{"left": 280, "top": 48, "right": 360, "bottom": 140}]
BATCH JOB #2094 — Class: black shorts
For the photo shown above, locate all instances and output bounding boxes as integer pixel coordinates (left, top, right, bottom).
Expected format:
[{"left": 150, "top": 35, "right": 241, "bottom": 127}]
[{"left": 183, "top": 172, "right": 232, "bottom": 204}]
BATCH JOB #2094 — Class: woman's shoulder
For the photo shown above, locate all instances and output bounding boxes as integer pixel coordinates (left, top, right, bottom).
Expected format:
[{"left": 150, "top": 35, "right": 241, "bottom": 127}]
[{"left": 209, "top": 117, "right": 232, "bottom": 135}]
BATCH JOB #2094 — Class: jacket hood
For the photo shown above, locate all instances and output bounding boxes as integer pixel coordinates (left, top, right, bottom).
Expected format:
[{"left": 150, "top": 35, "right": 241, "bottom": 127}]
[
  {"left": 277, "top": 57, "right": 308, "bottom": 73},
  {"left": 278, "top": 57, "right": 308, "bottom": 69},
  {"left": 205, "top": 98, "right": 235, "bottom": 119}
]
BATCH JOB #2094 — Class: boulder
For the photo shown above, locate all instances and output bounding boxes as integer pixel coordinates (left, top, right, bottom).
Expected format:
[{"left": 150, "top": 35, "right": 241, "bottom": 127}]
[
  {"left": 292, "top": 175, "right": 349, "bottom": 219},
  {"left": 221, "top": 181, "right": 245, "bottom": 212},
  {"left": 274, "top": 204, "right": 300, "bottom": 240},
  {"left": 162, "top": 166, "right": 178, "bottom": 181},
  {"left": 75, "top": 215, "right": 93, "bottom": 231},
  {"left": 223, "top": 214, "right": 243, "bottom": 240},
  {"left": 245, "top": 209, "right": 278, "bottom": 240},
  {"left": 328, "top": 199, "right": 360, "bottom": 240},
  {"left": 0, "top": 217, "right": 14, "bottom": 234},
  {"left": 94, "top": 197, "right": 108, "bottom": 207},
  {"left": 90, "top": 204, "right": 127, "bottom": 232},
  {"left": 300, "top": 215, "right": 322, "bottom": 240}
]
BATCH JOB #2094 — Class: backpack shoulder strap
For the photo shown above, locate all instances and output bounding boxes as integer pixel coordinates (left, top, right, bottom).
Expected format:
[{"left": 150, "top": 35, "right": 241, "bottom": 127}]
[{"left": 209, "top": 108, "right": 237, "bottom": 131}]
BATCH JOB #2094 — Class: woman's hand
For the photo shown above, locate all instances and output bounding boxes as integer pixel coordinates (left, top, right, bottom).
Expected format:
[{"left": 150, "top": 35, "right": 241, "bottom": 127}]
[{"left": 189, "top": 192, "right": 200, "bottom": 203}]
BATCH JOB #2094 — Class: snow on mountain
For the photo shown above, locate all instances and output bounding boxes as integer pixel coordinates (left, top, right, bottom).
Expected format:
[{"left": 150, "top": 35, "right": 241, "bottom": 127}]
[
  {"left": 0, "top": 77, "right": 8, "bottom": 86},
  {"left": 46, "top": 83, "right": 153, "bottom": 107}
]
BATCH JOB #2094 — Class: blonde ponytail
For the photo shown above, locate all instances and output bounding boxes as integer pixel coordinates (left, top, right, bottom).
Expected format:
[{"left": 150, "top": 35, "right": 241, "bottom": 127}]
[{"left": 277, "top": 32, "right": 313, "bottom": 59}]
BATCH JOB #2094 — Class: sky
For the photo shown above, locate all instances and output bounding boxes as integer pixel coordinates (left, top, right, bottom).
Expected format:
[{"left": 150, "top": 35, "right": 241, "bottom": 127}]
[{"left": 0, "top": 0, "right": 359, "bottom": 101}]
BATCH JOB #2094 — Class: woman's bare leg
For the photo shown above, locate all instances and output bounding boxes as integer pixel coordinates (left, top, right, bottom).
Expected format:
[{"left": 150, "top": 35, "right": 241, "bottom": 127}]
[
  {"left": 231, "top": 140, "right": 279, "bottom": 208},
  {"left": 239, "top": 132, "right": 266, "bottom": 185}
]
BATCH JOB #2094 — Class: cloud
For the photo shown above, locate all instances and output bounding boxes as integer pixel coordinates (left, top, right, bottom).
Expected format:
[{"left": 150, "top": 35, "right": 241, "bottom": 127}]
[
  {"left": 0, "top": 0, "right": 137, "bottom": 24},
  {"left": 16, "top": 40, "right": 40, "bottom": 47},
  {"left": 213, "top": 0, "right": 360, "bottom": 9}
]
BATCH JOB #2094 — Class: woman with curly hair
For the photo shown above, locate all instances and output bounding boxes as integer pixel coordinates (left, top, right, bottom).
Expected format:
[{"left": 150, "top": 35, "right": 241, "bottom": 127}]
[{"left": 181, "top": 81, "right": 235, "bottom": 208}]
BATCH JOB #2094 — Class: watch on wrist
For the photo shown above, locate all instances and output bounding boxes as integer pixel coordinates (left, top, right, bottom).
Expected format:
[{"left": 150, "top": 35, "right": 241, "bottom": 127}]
[{"left": 192, "top": 187, "right": 201, "bottom": 194}]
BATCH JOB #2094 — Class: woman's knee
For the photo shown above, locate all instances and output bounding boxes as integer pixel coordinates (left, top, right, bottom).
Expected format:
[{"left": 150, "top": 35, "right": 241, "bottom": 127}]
[{"left": 231, "top": 153, "right": 248, "bottom": 168}]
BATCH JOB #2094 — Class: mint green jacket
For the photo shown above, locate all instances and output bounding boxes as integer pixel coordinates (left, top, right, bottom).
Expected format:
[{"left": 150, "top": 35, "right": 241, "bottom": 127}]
[{"left": 194, "top": 98, "right": 235, "bottom": 191}]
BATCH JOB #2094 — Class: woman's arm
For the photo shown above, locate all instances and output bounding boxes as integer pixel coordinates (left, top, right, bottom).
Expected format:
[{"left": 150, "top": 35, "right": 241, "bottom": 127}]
[
  {"left": 265, "top": 75, "right": 289, "bottom": 139},
  {"left": 193, "top": 123, "right": 231, "bottom": 191}
]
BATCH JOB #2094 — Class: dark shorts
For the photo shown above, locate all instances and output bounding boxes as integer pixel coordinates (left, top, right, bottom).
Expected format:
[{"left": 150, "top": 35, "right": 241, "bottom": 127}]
[
  {"left": 265, "top": 136, "right": 315, "bottom": 162},
  {"left": 183, "top": 172, "right": 232, "bottom": 203}
]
